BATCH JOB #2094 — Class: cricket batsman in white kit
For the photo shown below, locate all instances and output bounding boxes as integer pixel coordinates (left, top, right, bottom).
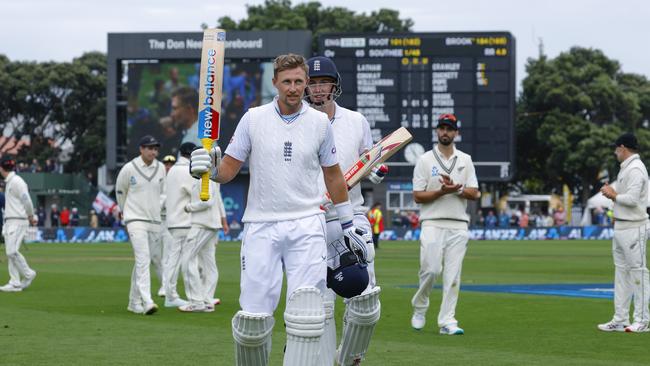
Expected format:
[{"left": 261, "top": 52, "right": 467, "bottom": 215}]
[
  {"left": 116, "top": 135, "right": 166, "bottom": 315},
  {"left": 598, "top": 132, "right": 650, "bottom": 333},
  {"left": 190, "top": 54, "right": 368, "bottom": 366},
  {"left": 410, "top": 114, "right": 480, "bottom": 335},
  {"left": 179, "top": 178, "right": 226, "bottom": 312},
  {"left": 305, "top": 56, "right": 384, "bottom": 365},
  {"left": 0, "top": 156, "right": 37, "bottom": 293}
]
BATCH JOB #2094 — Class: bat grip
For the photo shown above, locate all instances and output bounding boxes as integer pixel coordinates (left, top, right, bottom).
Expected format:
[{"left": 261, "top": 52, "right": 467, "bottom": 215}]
[{"left": 200, "top": 138, "right": 213, "bottom": 201}]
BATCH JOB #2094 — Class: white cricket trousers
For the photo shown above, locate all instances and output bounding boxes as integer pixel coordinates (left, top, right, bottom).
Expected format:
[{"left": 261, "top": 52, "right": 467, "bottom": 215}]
[
  {"left": 612, "top": 223, "right": 650, "bottom": 325},
  {"left": 165, "top": 228, "right": 189, "bottom": 300},
  {"left": 239, "top": 214, "right": 327, "bottom": 314},
  {"left": 411, "top": 224, "right": 469, "bottom": 327},
  {"left": 127, "top": 223, "right": 162, "bottom": 308},
  {"left": 181, "top": 226, "right": 219, "bottom": 306},
  {"left": 3, "top": 221, "right": 34, "bottom": 287}
]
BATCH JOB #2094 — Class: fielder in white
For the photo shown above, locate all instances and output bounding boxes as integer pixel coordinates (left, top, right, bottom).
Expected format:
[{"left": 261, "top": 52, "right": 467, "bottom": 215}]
[
  {"left": 410, "top": 114, "right": 480, "bottom": 335},
  {"left": 178, "top": 178, "right": 226, "bottom": 312},
  {"left": 599, "top": 132, "right": 650, "bottom": 333},
  {"left": 190, "top": 54, "right": 368, "bottom": 366},
  {"left": 160, "top": 154, "right": 177, "bottom": 299},
  {"left": 306, "top": 55, "right": 384, "bottom": 366},
  {"left": 0, "top": 156, "right": 37, "bottom": 293},
  {"left": 162, "top": 142, "right": 198, "bottom": 308},
  {"left": 115, "top": 135, "right": 166, "bottom": 315}
]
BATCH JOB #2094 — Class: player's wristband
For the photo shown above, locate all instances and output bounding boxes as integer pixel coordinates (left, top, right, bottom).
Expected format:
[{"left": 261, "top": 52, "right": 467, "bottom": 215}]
[{"left": 334, "top": 201, "right": 354, "bottom": 230}]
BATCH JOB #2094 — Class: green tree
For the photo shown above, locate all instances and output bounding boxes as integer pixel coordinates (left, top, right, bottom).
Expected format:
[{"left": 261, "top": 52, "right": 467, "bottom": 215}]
[
  {"left": 0, "top": 52, "right": 106, "bottom": 176},
  {"left": 213, "top": 0, "right": 413, "bottom": 49},
  {"left": 517, "top": 47, "right": 650, "bottom": 204}
]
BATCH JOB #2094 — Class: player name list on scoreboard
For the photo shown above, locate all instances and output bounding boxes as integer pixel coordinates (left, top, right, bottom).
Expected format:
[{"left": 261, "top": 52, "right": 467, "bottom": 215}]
[{"left": 320, "top": 32, "right": 515, "bottom": 181}]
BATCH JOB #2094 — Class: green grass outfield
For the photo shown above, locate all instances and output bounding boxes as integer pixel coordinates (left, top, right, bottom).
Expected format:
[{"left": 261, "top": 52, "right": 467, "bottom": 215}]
[{"left": 1, "top": 240, "right": 648, "bottom": 365}]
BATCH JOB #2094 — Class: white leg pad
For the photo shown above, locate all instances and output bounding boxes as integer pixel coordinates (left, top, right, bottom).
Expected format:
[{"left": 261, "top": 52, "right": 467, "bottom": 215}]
[
  {"left": 283, "top": 286, "right": 326, "bottom": 366},
  {"left": 336, "top": 286, "right": 381, "bottom": 366},
  {"left": 319, "top": 290, "right": 336, "bottom": 366},
  {"left": 232, "top": 311, "right": 275, "bottom": 366}
]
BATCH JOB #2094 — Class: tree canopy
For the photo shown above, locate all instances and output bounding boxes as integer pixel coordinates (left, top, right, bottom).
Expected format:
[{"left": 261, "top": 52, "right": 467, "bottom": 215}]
[
  {"left": 0, "top": 52, "right": 106, "bottom": 174},
  {"left": 516, "top": 47, "right": 650, "bottom": 203}
]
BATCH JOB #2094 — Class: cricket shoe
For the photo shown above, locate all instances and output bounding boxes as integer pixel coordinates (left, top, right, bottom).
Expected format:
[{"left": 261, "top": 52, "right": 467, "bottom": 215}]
[
  {"left": 21, "top": 271, "right": 36, "bottom": 289},
  {"left": 178, "top": 304, "right": 210, "bottom": 313},
  {"left": 204, "top": 304, "right": 215, "bottom": 313},
  {"left": 625, "top": 323, "right": 650, "bottom": 333},
  {"left": 597, "top": 321, "right": 628, "bottom": 332},
  {"left": 440, "top": 325, "right": 464, "bottom": 335},
  {"left": 411, "top": 313, "right": 426, "bottom": 330},
  {"left": 157, "top": 288, "right": 166, "bottom": 297},
  {"left": 127, "top": 304, "right": 145, "bottom": 314},
  {"left": 212, "top": 298, "right": 221, "bottom": 306},
  {"left": 164, "top": 297, "right": 189, "bottom": 308},
  {"left": 0, "top": 283, "right": 22, "bottom": 292},
  {"left": 144, "top": 303, "right": 159, "bottom": 315}
]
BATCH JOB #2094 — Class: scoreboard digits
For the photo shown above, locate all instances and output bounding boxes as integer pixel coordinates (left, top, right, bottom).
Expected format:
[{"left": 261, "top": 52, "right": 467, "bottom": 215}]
[{"left": 320, "top": 32, "right": 516, "bottom": 181}]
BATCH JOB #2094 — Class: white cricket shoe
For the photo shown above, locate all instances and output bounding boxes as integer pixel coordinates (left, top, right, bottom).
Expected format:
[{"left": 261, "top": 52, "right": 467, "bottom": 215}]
[
  {"left": 440, "top": 325, "right": 464, "bottom": 335},
  {"left": 0, "top": 283, "right": 22, "bottom": 292},
  {"left": 178, "top": 303, "right": 209, "bottom": 313},
  {"left": 144, "top": 303, "right": 159, "bottom": 315},
  {"left": 164, "top": 297, "right": 189, "bottom": 308},
  {"left": 21, "top": 271, "right": 37, "bottom": 289},
  {"left": 624, "top": 322, "right": 650, "bottom": 333},
  {"left": 127, "top": 304, "right": 145, "bottom": 314},
  {"left": 597, "top": 321, "right": 628, "bottom": 332},
  {"left": 411, "top": 313, "right": 426, "bottom": 330},
  {"left": 212, "top": 298, "right": 221, "bottom": 306},
  {"left": 157, "top": 288, "right": 166, "bottom": 297}
]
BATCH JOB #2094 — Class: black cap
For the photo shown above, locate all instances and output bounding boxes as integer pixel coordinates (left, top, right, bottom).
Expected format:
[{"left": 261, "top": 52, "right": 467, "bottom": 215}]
[
  {"left": 436, "top": 113, "right": 459, "bottom": 130},
  {"left": 610, "top": 132, "right": 639, "bottom": 150},
  {"left": 0, "top": 155, "right": 15, "bottom": 170},
  {"left": 139, "top": 135, "right": 160, "bottom": 147},
  {"left": 179, "top": 142, "right": 197, "bottom": 157}
]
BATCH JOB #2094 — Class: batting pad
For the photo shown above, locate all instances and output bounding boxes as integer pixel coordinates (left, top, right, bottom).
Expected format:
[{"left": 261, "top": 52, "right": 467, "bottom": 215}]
[
  {"left": 319, "top": 290, "right": 337, "bottom": 366},
  {"left": 283, "top": 286, "right": 326, "bottom": 366},
  {"left": 232, "top": 311, "right": 275, "bottom": 366},
  {"left": 337, "top": 286, "right": 381, "bottom": 366}
]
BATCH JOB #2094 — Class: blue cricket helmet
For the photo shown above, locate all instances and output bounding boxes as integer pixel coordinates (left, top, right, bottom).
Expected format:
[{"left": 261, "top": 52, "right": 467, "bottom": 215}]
[
  {"left": 327, "top": 249, "right": 369, "bottom": 298},
  {"left": 306, "top": 56, "right": 342, "bottom": 103}
]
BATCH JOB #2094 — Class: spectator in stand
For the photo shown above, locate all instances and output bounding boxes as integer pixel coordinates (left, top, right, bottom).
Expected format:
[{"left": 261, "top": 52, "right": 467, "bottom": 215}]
[
  {"left": 509, "top": 213, "right": 519, "bottom": 227},
  {"left": 544, "top": 212, "right": 554, "bottom": 227},
  {"left": 89, "top": 210, "right": 99, "bottom": 228},
  {"left": 60, "top": 206, "right": 70, "bottom": 227},
  {"left": 408, "top": 210, "right": 419, "bottom": 229},
  {"left": 97, "top": 211, "right": 107, "bottom": 227},
  {"left": 50, "top": 204, "right": 60, "bottom": 227},
  {"left": 519, "top": 211, "right": 529, "bottom": 228},
  {"left": 484, "top": 210, "right": 497, "bottom": 228},
  {"left": 112, "top": 206, "right": 122, "bottom": 228},
  {"left": 70, "top": 207, "right": 80, "bottom": 226},
  {"left": 553, "top": 207, "right": 567, "bottom": 226},
  {"left": 498, "top": 210, "right": 510, "bottom": 228},
  {"left": 37, "top": 206, "right": 46, "bottom": 227},
  {"left": 29, "top": 159, "right": 41, "bottom": 173},
  {"left": 45, "top": 159, "right": 56, "bottom": 173}
]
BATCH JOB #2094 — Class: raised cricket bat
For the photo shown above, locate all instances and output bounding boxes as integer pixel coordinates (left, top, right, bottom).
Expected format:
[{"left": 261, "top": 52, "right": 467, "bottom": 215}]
[
  {"left": 197, "top": 28, "right": 226, "bottom": 201},
  {"left": 325, "top": 127, "right": 413, "bottom": 203},
  {"left": 343, "top": 127, "right": 413, "bottom": 189}
]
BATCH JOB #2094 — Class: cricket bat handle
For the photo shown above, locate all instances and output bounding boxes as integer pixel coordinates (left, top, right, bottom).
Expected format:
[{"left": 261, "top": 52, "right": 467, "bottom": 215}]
[{"left": 200, "top": 138, "right": 214, "bottom": 201}]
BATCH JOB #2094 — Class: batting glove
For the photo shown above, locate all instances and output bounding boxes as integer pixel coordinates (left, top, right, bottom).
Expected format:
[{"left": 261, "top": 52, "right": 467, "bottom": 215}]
[
  {"left": 368, "top": 164, "right": 388, "bottom": 184},
  {"left": 190, "top": 146, "right": 221, "bottom": 181},
  {"left": 343, "top": 226, "right": 373, "bottom": 264}
]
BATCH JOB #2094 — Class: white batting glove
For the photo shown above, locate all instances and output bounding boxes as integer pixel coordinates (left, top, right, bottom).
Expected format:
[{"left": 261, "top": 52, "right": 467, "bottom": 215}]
[
  {"left": 342, "top": 226, "right": 373, "bottom": 264},
  {"left": 190, "top": 146, "right": 221, "bottom": 181},
  {"left": 368, "top": 164, "right": 388, "bottom": 184}
]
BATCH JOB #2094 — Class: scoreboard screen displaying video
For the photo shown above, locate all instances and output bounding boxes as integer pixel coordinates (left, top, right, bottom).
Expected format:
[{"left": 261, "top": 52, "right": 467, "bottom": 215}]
[{"left": 319, "top": 32, "right": 516, "bottom": 181}]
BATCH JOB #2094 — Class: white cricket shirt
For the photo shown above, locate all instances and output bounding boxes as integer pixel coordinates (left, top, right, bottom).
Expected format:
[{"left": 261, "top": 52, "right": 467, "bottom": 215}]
[
  {"left": 225, "top": 98, "right": 338, "bottom": 222},
  {"left": 4, "top": 172, "right": 34, "bottom": 221},
  {"left": 187, "top": 180, "right": 225, "bottom": 230},
  {"left": 165, "top": 156, "right": 194, "bottom": 229},
  {"left": 115, "top": 156, "right": 166, "bottom": 228},
  {"left": 413, "top": 144, "right": 478, "bottom": 229},
  {"left": 612, "top": 154, "right": 649, "bottom": 228}
]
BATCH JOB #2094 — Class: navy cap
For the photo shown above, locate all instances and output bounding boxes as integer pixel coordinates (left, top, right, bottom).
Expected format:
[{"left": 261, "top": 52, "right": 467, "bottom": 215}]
[
  {"left": 139, "top": 135, "right": 160, "bottom": 147},
  {"left": 436, "top": 113, "right": 459, "bottom": 130},
  {"left": 179, "top": 142, "right": 197, "bottom": 157},
  {"left": 307, "top": 56, "right": 339, "bottom": 80},
  {"left": 610, "top": 132, "right": 639, "bottom": 150},
  {"left": 0, "top": 155, "right": 15, "bottom": 170}
]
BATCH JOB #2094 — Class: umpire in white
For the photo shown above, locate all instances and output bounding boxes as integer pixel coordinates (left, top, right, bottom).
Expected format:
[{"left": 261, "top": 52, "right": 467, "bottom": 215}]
[
  {"left": 116, "top": 135, "right": 166, "bottom": 315},
  {"left": 410, "top": 114, "right": 480, "bottom": 335},
  {"left": 599, "top": 132, "right": 650, "bottom": 333},
  {"left": 0, "top": 156, "right": 37, "bottom": 292}
]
